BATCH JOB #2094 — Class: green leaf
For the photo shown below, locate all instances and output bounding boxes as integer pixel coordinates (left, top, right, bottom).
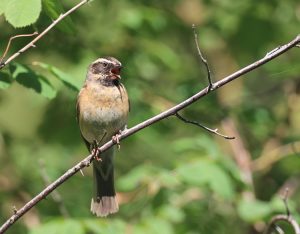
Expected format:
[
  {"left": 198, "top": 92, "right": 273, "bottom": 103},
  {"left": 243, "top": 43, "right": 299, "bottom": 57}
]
[
  {"left": 0, "top": 72, "right": 13, "bottom": 89},
  {"left": 42, "top": 0, "right": 75, "bottom": 34},
  {"left": 9, "top": 63, "right": 57, "bottom": 99},
  {"left": 238, "top": 199, "right": 272, "bottom": 222},
  {"left": 5, "top": 0, "right": 42, "bottom": 28},
  {"left": 30, "top": 219, "right": 84, "bottom": 234},
  {"left": 33, "top": 62, "right": 80, "bottom": 91},
  {"left": 0, "top": 0, "right": 8, "bottom": 15},
  {"left": 176, "top": 160, "right": 234, "bottom": 199}
]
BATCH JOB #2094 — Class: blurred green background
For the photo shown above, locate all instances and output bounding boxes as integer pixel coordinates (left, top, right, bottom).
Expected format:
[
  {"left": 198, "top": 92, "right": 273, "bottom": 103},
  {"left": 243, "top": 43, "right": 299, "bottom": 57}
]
[{"left": 0, "top": 0, "right": 300, "bottom": 233}]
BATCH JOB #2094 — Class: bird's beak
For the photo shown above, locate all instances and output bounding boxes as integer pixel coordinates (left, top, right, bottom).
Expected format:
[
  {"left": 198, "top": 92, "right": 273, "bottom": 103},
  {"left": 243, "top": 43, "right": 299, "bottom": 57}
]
[{"left": 110, "top": 65, "right": 122, "bottom": 80}]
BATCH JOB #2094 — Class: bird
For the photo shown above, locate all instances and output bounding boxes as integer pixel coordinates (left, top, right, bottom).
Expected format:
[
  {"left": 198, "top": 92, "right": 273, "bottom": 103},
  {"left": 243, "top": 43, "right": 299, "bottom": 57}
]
[{"left": 76, "top": 57, "right": 129, "bottom": 217}]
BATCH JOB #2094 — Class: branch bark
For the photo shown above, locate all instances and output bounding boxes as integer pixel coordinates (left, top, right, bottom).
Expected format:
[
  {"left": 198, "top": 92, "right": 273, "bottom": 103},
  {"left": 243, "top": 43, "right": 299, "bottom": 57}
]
[
  {"left": 264, "top": 215, "right": 300, "bottom": 234},
  {"left": 0, "top": 34, "right": 299, "bottom": 233}
]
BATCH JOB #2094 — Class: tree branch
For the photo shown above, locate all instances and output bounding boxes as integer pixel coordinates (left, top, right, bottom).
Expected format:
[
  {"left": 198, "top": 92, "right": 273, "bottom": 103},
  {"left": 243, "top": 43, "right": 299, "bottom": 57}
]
[
  {"left": 0, "top": 0, "right": 90, "bottom": 70},
  {"left": 263, "top": 215, "right": 300, "bottom": 234},
  {"left": 175, "top": 112, "right": 235, "bottom": 139},
  {"left": 0, "top": 34, "right": 299, "bottom": 233}
]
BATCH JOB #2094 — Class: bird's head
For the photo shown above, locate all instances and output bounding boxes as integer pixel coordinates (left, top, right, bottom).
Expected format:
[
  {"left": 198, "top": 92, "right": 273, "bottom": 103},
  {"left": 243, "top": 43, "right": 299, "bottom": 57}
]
[{"left": 88, "top": 57, "right": 123, "bottom": 84}]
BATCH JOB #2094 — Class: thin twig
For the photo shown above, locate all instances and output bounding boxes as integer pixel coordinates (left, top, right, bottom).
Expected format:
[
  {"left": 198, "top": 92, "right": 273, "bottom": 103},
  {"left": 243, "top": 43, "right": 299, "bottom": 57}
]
[
  {"left": 0, "top": 32, "right": 38, "bottom": 64},
  {"left": 175, "top": 112, "right": 235, "bottom": 140},
  {"left": 0, "top": 0, "right": 90, "bottom": 70},
  {"left": 0, "top": 35, "right": 299, "bottom": 234},
  {"left": 192, "top": 24, "right": 214, "bottom": 90},
  {"left": 264, "top": 215, "right": 300, "bottom": 234},
  {"left": 296, "top": 44, "right": 300, "bottom": 48},
  {"left": 39, "top": 159, "right": 69, "bottom": 218},
  {"left": 282, "top": 188, "right": 290, "bottom": 217}
]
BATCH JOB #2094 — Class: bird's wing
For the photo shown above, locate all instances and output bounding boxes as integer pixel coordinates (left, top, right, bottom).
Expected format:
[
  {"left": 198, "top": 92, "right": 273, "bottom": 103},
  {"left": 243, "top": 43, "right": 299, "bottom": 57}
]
[{"left": 76, "top": 89, "right": 91, "bottom": 151}]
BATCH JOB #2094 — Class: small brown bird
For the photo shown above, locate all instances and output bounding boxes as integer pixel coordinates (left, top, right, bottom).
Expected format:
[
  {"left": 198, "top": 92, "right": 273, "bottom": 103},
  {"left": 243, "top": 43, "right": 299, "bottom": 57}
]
[{"left": 76, "top": 57, "right": 129, "bottom": 217}]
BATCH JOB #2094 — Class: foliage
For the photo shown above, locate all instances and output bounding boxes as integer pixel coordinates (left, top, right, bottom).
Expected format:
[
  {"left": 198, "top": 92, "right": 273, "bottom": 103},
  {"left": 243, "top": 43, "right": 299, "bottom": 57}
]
[
  {"left": 0, "top": 0, "right": 42, "bottom": 28},
  {"left": 0, "top": 0, "right": 299, "bottom": 234}
]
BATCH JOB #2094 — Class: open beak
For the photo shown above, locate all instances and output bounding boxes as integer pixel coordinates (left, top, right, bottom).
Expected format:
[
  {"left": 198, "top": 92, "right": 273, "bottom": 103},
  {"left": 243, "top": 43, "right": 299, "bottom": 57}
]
[{"left": 110, "top": 65, "right": 122, "bottom": 80}]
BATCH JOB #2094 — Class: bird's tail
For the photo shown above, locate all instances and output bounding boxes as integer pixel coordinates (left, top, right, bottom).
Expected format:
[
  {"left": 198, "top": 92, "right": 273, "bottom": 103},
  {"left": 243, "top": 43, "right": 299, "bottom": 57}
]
[{"left": 91, "top": 147, "right": 118, "bottom": 217}]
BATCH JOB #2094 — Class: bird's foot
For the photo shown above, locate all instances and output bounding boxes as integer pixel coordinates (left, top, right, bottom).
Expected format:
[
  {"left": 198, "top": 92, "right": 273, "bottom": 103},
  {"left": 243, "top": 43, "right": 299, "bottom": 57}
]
[
  {"left": 112, "top": 130, "right": 122, "bottom": 150},
  {"left": 91, "top": 140, "right": 102, "bottom": 162}
]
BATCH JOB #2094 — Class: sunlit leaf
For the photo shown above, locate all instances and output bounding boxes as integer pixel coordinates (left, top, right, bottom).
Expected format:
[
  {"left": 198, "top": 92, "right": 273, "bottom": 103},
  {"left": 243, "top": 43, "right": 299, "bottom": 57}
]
[
  {"left": 0, "top": 0, "right": 8, "bottom": 15},
  {"left": 9, "top": 63, "right": 56, "bottom": 99},
  {"left": 33, "top": 62, "right": 80, "bottom": 91},
  {"left": 5, "top": 0, "right": 42, "bottom": 28}
]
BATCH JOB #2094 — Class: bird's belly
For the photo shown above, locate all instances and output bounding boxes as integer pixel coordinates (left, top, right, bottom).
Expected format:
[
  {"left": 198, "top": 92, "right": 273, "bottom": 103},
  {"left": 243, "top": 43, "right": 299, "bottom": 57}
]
[{"left": 80, "top": 106, "right": 127, "bottom": 144}]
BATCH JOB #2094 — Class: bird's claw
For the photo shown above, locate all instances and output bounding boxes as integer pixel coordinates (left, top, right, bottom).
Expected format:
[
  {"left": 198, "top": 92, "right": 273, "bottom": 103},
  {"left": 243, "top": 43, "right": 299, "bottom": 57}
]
[
  {"left": 91, "top": 140, "right": 102, "bottom": 161},
  {"left": 112, "top": 130, "right": 122, "bottom": 150}
]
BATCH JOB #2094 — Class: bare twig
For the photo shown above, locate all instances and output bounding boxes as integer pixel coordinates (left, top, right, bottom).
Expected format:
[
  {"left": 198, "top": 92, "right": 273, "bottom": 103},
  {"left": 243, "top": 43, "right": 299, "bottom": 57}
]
[
  {"left": 175, "top": 112, "right": 235, "bottom": 139},
  {"left": 282, "top": 188, "right": 290, "bottom": 217},
  {"left": 296, "top": 44, "right": 300, "bottom": 48},
  {"left": 264, "top": 215, "right": 300, "bottom": 234},
  {"left": 39, "top": 160, "right": 69, "bottom": 218},
  {"left": 192, "top": 24, "right": 214, "bottom": 90},
  {"left": 0, "top": 32, "right": 38, "bottom": 64},
  {"left": 0, "top": 35, "right": 299, "bottom": 233},
  {"left": 177, "top": 27, "right": 234, "bottom": 140},
  {"left": 0, "top": 0, "right": 90, "bottom": 70}
]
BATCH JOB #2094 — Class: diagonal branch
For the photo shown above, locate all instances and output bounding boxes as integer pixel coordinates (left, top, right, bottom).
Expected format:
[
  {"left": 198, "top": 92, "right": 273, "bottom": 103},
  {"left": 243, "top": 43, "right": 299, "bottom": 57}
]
[
  {"left": 0, "top": 35, "right": 299, "bottom": 233},
  {"left": 0, "top": 0, "right": 90, "bottom": 70}
]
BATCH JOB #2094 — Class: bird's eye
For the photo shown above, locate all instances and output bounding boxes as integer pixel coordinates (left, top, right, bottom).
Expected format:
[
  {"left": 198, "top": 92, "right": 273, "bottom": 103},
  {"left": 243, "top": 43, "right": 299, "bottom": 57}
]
[{"left": 102, "top": 62, "right": 108, "bottom": 67}]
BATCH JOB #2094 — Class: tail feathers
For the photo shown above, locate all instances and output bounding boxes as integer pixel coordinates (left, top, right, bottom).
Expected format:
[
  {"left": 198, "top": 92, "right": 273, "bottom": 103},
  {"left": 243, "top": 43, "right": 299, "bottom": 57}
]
[
  {"left": 92, "top": 147, "right": 118, "bottom": 217},
  {"left": 91, "top": 196, "right": 119, "bottom": 217}
]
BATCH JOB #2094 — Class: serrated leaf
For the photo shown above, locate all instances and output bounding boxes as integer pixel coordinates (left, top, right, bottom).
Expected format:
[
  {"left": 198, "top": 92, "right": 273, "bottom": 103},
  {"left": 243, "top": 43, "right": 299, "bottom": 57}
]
[
  {"left": 42, "top": 0, "right": 75, "bottom": 34},
  {"left": 34, "top": 62, "right": 80, "bottom": 91},
  {"left": 10, "top": 63, "right": 56, "bottom": 99},
  {"left": 0, "top": 72, "right": 12, "bottom": 89},
  {"left": 5, "top": 0, "right": 42, "bottom": 28}
]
